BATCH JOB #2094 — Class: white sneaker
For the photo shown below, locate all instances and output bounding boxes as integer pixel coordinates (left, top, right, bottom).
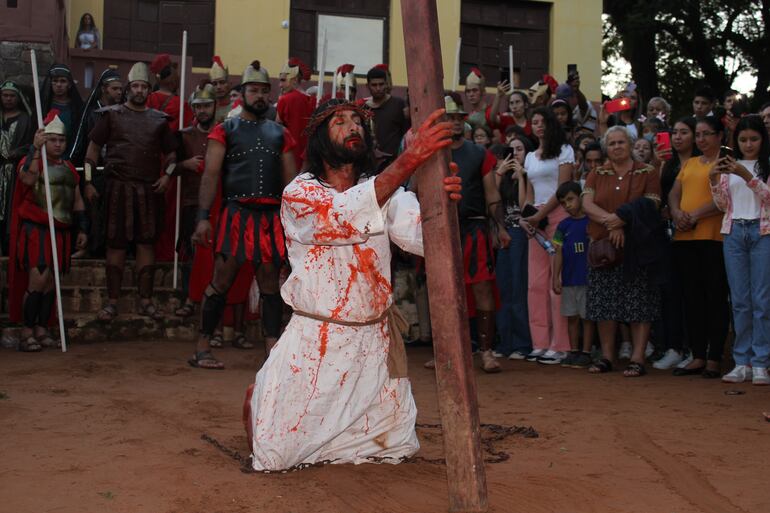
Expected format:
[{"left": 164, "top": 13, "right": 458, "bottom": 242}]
[
  {"left": 752, "top": 367, "right": 770, "bottom": 386},
  {"left": 645, "top": 341, "right": 655, "bottom": 359},
  {"left": 537, "top": 350, "right": 567, "bottom": 365},
  {"left": 652, "top": 349, "right": 683, "bottom": 370},
  {"left": 525, "top": 348, "right": 547, "bottom": 362},
  {"left": 676, "top": 351, "right": 694, "bottom": 369},
  {"left": 508, "top": 350, "right": 528, "bottom": 360},
  {"left": 722, "top": 365, "right": 752, "bottom": 383},
  {"left": 492, "top": 351, "right": 505, "bottom": 358},
  {"left": 618, "top": 341, "right": 632, "bottom": 360}
]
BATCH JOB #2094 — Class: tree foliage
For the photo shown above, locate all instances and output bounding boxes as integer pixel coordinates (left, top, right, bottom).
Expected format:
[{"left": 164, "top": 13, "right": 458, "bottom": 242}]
[{"left": 604, "top": 0, "right": 769, "bottom": 115}]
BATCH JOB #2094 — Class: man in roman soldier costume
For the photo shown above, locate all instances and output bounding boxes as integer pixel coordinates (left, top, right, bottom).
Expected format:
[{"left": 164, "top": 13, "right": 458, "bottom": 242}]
[
  {"left": 209, "top": 56, "right": 234, "bottom": 123},
  {"left": 85, "top": 62, "right": 178, "bottom": 322},
  {"left": 147, "top": 53, "right": 194, "bottom": 262},
  {"left": 334, "top": 64, "right": 357, "bottom": 100},
  {"left": 277, "top": 57, "right": 316, "bottom": 169},
  {"left": 242, "top": 99, "right": 461, "bottom": 471},
  {"left": 147, "top": 53, "right": 193, "bottom": 132},
  {"left": 189, "top": 62, "right": 297, "bottom": 369},
  {"left": 464, "top": 67, "right": 491, "bottom": 132},
  {"left": 173, "top": 84, "right": 215, "bottom": 317},
  {"left": 8, "top": 112, "right": 88, "bottom": 351}
]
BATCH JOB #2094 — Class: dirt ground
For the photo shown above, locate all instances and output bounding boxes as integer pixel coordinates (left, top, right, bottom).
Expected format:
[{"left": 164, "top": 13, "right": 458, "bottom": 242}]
[{"left": 1, "top": 340, "right": 768, "bottom": 513}]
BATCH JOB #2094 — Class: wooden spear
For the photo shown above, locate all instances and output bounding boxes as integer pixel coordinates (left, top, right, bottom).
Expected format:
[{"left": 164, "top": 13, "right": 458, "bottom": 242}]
[
  {"left": 173, "top": 30, "right": 188, "bottom": 289},
  {"left": 30, "top": 50, "right": 68, "bottom": 353},
  {"left": 400, "top": 1, "right": 488, "bottom": 512}
]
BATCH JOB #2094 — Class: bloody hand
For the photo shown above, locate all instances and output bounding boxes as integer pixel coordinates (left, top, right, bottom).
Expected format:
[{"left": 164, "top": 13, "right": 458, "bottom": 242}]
[
  {"left": 401, "top": 108, "right": 453, "bottom": 174},
  {"left": 443, "top": 162, "right": 462, "bottom": 201}
]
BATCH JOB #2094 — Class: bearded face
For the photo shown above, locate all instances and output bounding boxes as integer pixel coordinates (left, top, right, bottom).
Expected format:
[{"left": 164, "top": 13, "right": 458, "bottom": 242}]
[
  {"left": 327, "top": 110, "right": 368, "bottom": 161},
  {"left": 127, "top": 81, "right": 149, "bottom": 106},
  {"left": 242, "top": 83, "right": 270, "bottom": 117}
]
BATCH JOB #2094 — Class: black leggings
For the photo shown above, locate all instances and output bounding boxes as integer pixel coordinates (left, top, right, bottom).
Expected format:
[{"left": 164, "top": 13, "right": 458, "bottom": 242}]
[{"left": 673, "top": 240, "right": 729, "bottom": 361}]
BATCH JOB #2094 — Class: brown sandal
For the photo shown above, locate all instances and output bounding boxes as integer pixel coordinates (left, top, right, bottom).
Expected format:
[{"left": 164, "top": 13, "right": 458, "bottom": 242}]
[
  {"left": 97, "top": 304, "right": 118, "bottom": 323},
  {"left": 188, "top": 351, "right": 225, "bottom": 370},
  {"left": 232, "top": 333, "right": 255, "bottom": 350},
  {"left": 137, "top": 301, "right": 164, "bottom": 321},
  {"left": 174, "top": 302, "right": 195, "bottom": 318},
  {"left": 18, "top": 336, "right": 42, "bottom": 352}
]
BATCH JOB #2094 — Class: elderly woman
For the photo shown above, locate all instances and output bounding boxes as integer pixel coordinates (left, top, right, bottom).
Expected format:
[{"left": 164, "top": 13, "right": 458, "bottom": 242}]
[{"left": 582, "top": 126, "right": 662, "bottom": 377}]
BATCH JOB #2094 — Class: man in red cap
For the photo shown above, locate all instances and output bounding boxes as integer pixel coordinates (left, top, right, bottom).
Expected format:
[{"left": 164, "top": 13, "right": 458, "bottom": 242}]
[
  {"left": 189, "top": 62, "right": 297, "bottom": 369},
  {"left": 277, "top": 57, "right": 316, "bottom": 169},
  {"left": 146, "top": 53, "right": 194, "bottom": 262},
  {"left": 84, "top": 62, "right": 178, "bottom": 322}
]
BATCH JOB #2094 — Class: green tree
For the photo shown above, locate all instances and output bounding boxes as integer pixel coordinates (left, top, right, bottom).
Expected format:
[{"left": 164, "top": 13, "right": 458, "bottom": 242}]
[{"left": 604, "top": 0, "right": 769, "bottom": 113}]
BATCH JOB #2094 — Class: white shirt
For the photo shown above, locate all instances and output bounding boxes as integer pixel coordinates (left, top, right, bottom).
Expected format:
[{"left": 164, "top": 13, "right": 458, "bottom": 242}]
[
  {"left": 525, "top": 144, "right": 575, "bottom": 205},
  {"left": 729, "top": 159, "right": 761, "bottom": 220}
]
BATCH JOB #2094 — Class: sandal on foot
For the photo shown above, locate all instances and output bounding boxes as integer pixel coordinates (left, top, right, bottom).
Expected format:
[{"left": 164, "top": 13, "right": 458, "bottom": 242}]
[
  {"left": 188, "top": 351, "right": 224, "bottom": 370},
  {"left": 18, "top": 336, "right": 42, "bottom": 352},
  {"left": 174, "top": 302, "right": 195, "bottom": 318},
  {"left": 232, "top": 333, "right": 255, "bottom": 350},
  {"left": 137, "top": 302, "right": 164, "bottom": 321},
  {"left": 97, "top": 304, "right": 118, "bottom": 323},
  {"left": 424, "top": 359, "right": 436, "bottom": 369},
  {"left": 589, "top": 358, "right": 613, "bottom": 374},
  {"left": 209, "top": 333, "right": 224, "bottom": 348},
  {"left": 624, "top": 361, "right": 647, "bottom": 377},
  {"left": 37, "top": 333, "right": 60, "bottom": 348}
]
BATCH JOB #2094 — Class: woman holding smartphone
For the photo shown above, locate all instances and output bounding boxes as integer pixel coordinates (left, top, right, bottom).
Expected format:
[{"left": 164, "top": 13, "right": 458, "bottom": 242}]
[
  {"left": 668, "top": 116, "right": 729, "bottom": 378},
  {"left": 520, "top": 107, "right": 574, "bottom": 364},
  {"left": 710, "top": 115, "right": 770, "bottom": 385},
  {"left": 494, "top": 136, "right": 535, "bottom": 359}
]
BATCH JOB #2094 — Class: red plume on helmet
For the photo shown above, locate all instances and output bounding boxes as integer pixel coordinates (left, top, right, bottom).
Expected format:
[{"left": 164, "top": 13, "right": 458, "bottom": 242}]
[
  {"left": 337, "top": 64, "right": 355, "bottom": 76},
  {"left": 250, "top": 60, "right": 262, "bottom": 69},
  {"left": 42, "top": 108, "right": 60, "bottom": 126},
  {"left": 542, "top": 74, "right": 558, "bottom": 94},
  {"left": 374, "top": 63, "right": 389, "bottom": 72},
  {"left": 470, "top": 67, "right": 483, "bottom": 78},
  {"left": 150, "top": 53, "right": 172, "bottom": 74},
  {"left": 288, "top": 57, "right": 311, "bottom": 80},
  {"left": 212, "top": 56, "right": 225, "bottom": 69}
]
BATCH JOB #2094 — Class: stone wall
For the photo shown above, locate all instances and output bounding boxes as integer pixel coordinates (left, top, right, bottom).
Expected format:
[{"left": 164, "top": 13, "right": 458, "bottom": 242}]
[{"left": 0, "top": 41, "right": 55, "bottom": 91}]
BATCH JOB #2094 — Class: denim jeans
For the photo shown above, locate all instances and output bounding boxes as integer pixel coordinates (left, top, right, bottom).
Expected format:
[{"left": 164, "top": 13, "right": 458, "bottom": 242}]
[
  {"left": 723, "top": 220, "right": 770, "bottom": 367},
  {"left": 495, "top": 226, "right": 532, "bottom": 355}
]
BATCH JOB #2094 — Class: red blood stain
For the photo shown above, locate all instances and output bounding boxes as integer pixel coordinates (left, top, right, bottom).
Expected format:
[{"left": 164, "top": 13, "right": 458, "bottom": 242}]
[
  {"left": 340, "top": 371, "right": 349, "bottom": 387},
  {"left": 290, "top": 364, "right": 301, "bottom": 374}
]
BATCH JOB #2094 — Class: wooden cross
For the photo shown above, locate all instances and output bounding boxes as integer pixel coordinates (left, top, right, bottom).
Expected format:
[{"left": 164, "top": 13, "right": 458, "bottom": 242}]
[{"left": 400, "top": 1, "right": 489, "bottom": 511}]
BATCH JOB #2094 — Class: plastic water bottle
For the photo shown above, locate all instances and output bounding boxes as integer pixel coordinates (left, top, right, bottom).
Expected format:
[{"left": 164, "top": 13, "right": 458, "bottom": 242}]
[{"left": 534, "top": 230, "right": 556, "bottom": 255}]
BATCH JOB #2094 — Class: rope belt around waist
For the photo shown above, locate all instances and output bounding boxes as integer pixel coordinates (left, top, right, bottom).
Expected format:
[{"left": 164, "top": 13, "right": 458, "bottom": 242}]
[{"left": 293, "top": 305, "right": 409, "bottom": 379}]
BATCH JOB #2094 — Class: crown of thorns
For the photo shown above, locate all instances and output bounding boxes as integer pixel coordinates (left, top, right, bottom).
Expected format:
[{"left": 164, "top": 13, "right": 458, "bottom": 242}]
[{"left": 303, "top": 99, "right": 373, "bottom": 137}]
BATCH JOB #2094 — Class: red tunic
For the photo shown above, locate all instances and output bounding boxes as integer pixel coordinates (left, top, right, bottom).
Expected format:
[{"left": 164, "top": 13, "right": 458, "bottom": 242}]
[
  {"left": 276, "top": 89, "right": 315, "bottom": 169},
  {"left": 147, "top": 91, "right": 195, "bottom": 262}
]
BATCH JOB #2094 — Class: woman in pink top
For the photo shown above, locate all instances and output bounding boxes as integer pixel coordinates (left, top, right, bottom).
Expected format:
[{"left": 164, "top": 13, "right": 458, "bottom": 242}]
[
  {"left": 710, "top": 115, "right": 770, "bottom": 385},
  {"left": 520, "top": 107, "right": 574, "bottom": 364}
]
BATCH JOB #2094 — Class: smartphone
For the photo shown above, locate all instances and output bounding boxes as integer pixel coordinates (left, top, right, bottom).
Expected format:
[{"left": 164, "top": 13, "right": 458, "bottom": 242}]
[
  {"left": 567, "top": 64, "right": 577, "bottom": 77},
  {"left": 604, "top": 97, "right": 633, "bottom": 114},
  {"left": 501, "top": 146, "right": 514, "bottom": 160},
  {"left": 719, "top": 146, "right": 733, "bottom": 159},
  {"left": 655, "top": 132, "right": 671, "bottom": 159},
  {"left": 499, "top": 67, "right": 510, "bottom": 85}
]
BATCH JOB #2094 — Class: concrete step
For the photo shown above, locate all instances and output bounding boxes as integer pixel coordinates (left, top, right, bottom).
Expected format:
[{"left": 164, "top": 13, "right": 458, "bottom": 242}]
[
  {"left": 0, "top": 256, "right": 178, "bottom": 289},
  {"left": 0, "top": 312, "right": 261, "bottom": 349}
]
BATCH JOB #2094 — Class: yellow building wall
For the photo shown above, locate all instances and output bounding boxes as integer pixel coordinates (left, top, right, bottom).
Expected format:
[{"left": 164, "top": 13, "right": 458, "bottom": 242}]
[
  {"left": 68, "top": 0, "right": 104, "bottom": 45},
  {"left": 66, "top": 0, "right": 602, "bottom": 99}
]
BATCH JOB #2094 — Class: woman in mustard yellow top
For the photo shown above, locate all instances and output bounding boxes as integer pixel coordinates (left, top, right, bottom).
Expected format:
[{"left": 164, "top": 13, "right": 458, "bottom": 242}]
[{"left": 668, "top": 116, "right": 729, "bottom": 378}]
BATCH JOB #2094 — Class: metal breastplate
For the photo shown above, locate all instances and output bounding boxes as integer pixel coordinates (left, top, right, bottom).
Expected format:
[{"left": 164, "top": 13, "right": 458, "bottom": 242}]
[
  {"left": 452, "top": 141, "right": 487, "bottom": 220},
  {"left": 33, "top": 162, "right": 76, "bottom": 225},
  {"left": 221, "top": 117, "right": 285, "bottom": 201}
]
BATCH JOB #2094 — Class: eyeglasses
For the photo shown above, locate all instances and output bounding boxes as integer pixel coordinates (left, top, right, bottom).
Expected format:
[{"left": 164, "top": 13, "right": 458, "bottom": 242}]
[{"left": 695, "top": 131, "right": 718, "bottom": 138}]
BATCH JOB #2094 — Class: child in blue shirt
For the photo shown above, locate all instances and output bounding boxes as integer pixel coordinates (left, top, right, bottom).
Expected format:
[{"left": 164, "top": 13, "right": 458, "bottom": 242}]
[{"left": 552, "top": 181, "right": 595, "bottom": 368}]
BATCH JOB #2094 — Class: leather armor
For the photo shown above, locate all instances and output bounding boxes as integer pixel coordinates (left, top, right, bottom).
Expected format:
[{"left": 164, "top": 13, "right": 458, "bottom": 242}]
[
  {"left": 33, "top": 162, "right": 76, "bottom": 225},
  {"left": 452, "top": 140, "right": 487, "bottom": 220},
  {"left": 221, "top": 117, "right": 285, "bottom": 202}
]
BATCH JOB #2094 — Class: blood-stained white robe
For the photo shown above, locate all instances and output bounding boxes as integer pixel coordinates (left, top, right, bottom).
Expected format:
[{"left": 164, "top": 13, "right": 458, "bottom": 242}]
[{"left": 245, "top": 172, "right": 423, "bottom": 471}]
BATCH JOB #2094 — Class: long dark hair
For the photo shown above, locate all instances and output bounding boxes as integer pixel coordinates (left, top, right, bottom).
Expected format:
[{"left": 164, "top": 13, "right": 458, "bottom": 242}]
[
  {"left": 530, "top": 106, "right": 566, "bottom": 160},
  {"left": 305, "top": 106, "right": 376, "bottom": 185},
  {"left": 661, "top": 116, "right": 700, "bottom": 204},
  {"left": 733, "top": 114, "right": 770, "bottom": 183},
  {"left": 499, "top": 136, "right": 534, "bottom": 208},
  {"left": 77, "top": 13, "right": 97, "bottom": 33}
]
